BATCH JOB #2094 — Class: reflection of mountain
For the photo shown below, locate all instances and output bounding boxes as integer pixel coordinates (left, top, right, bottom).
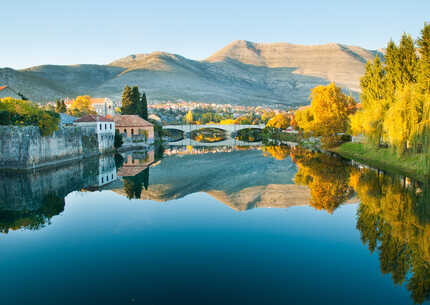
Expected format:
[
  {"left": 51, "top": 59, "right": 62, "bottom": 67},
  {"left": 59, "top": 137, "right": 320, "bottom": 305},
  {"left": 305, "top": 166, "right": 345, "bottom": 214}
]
[
  {"left": 111, "top": 149, "right": 304, "bottom": 210},
  {"left": 207, "top": 185, "right": 311, "bottom": 211}
]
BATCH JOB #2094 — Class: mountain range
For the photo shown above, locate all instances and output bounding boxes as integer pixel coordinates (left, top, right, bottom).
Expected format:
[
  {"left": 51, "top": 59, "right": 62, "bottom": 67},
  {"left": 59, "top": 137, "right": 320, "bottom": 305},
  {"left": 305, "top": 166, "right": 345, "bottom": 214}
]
[{"left": 0, "top": 40, "right": 384, "bottom": 105}]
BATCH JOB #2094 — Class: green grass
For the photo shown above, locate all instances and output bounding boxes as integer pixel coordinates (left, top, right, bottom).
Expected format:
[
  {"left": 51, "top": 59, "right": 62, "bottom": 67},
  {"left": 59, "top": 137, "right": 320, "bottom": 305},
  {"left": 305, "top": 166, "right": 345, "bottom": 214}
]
[{"left": 331, "top": 142, "right": 429, "bottom": 182}]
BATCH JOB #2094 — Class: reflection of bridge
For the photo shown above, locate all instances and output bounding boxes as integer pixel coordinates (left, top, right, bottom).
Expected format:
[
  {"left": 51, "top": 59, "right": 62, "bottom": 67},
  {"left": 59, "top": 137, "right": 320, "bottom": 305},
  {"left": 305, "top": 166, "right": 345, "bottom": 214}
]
[
  {"left": 163, "top": 124, "right": 265, "bottom": 135},
  {"left": 167, "top": 138, "right": 261, "bottom": 147}
]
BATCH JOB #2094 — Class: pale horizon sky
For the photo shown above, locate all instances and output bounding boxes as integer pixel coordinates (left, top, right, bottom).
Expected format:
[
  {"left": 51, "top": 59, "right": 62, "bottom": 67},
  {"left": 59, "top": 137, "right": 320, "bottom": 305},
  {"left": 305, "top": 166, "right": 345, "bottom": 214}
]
[{"left": 1, "top": 0, "right": 429, "bottom": 69}]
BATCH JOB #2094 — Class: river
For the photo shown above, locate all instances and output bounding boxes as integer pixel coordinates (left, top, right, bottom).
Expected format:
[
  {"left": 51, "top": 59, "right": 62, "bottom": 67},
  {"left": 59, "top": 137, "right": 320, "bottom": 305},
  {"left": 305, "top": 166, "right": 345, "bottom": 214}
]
[{"left": 0, "top": 145, "right": 428, "bottom": 305}]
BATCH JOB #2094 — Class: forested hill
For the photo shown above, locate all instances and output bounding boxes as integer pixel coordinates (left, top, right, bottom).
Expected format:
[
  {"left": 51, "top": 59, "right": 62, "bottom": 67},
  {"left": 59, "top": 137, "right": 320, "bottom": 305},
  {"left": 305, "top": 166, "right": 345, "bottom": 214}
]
[{"left": 0, "top": 41, "right": 383, "bottom": 105}]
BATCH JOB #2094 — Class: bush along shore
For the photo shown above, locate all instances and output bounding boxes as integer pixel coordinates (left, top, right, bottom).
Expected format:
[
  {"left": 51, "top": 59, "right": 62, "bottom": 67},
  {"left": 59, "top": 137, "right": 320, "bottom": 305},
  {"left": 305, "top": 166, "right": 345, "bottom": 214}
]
[{"left": 331, "top": 142, "right": 429, "bottom": 182}]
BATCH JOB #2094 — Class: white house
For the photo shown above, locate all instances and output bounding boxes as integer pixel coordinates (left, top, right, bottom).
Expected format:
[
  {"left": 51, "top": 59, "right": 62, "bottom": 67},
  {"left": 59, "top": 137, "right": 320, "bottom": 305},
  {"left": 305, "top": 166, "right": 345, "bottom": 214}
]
[{"left": 73, "top": 114, "right": 115, "bottom": 153}]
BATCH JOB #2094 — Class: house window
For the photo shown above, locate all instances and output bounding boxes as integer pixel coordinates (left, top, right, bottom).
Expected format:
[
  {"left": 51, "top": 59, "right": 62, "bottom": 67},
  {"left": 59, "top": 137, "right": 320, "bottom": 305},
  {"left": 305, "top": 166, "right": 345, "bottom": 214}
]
[
  {"left": 99, "top": 124, "right": 102, "bottom": 130},
  {"left": 131, "top": 128, "right": 134, "bottom": 135},
  {"left": 102, "top": 177, "right": 104, "bottom": 183},
  {"left": 110, "top": 124, "right": 112, "bottom": 130},
  {"left": 105, "top": 124, "right": 107, "bottom": 130}
]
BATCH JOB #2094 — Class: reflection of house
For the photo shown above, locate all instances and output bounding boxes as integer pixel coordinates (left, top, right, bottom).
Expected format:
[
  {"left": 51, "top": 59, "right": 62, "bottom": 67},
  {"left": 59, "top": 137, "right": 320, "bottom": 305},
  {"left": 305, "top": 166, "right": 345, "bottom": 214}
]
[
  {"left": 117, "top": 150, "right": 155, "bottom": 177},
  {"left": 96, "top": 155, "right": 117, "bottom": 187},
  {"left": 0, "top": 85, "right": 21, "bottom": 99},
  {"left": 74, "top": 114, "right": 115, "bottom": 152},
  {"left": 89, "top": 98, "right": 121, "bottom": 117},
  {"left": 113, "top": 115, "right": 154, "bottom": 145}
]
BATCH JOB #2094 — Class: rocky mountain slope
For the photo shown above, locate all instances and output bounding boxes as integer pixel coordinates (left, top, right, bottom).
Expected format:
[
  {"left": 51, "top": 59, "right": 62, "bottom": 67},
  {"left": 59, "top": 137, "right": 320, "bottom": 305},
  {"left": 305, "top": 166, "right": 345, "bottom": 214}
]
[{"left": 0, "top": 41, "right": 383, "bottom": 105}]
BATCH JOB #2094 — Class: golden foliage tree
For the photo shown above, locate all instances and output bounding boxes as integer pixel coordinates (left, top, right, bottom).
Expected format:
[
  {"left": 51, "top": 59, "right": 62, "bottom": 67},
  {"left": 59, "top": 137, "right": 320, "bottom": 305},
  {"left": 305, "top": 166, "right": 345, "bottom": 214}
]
[
  {"left": 351, "top": 23, "right": 430, "bottom": 168},
  {"left": 185, "top": 110, "right": 194, "bottom": 124},
  {"left": 295, "top": 82, "right": 356, "bottom": 147},
  {"left": 266, "top": 113, "right": 290, "bottom": 129},
  {"left": 69, "top": 95, "right": 95, "bottom": 116}
]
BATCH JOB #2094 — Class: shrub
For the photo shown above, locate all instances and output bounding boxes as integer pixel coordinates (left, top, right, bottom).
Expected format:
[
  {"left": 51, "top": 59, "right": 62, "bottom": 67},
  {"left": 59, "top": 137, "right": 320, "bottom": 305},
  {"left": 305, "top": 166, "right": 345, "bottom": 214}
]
[{"left": 0, "top": 98, "right": 59, "bottom": 136}]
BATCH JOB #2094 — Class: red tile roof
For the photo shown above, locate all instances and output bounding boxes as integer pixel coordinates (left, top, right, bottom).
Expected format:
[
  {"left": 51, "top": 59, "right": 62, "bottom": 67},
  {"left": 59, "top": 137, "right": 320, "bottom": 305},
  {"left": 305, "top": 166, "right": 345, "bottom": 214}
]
[
  {"left": 113, "top": 115, "right": 153, "bottom": 127},
  {"left": 89, "top": 98, "right": 107, "bottom": 104},
  {"left": 74, "top": 114, "right": 114, "bottom": 123},
  {"left": 0, "top": 85, "right": 8, "bottom": 91}
]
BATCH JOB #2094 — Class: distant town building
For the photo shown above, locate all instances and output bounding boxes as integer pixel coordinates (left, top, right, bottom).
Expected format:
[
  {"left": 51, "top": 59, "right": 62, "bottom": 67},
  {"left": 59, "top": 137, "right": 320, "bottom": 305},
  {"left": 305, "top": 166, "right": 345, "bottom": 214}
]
[
  {"left": 89, "top": 98, "right": 121, "bottom": 117},
  {"left": 113, "top": 115, "right": 154, "bottom": 145},
  {"left": 74, "top": 114, "right": 115, "bottom": 152},
  {"left": 0, "top": 85, "right": 21, "bottom": 99},
  {"left": 63, "top": 97, "right": 121, "bottom": 117}
]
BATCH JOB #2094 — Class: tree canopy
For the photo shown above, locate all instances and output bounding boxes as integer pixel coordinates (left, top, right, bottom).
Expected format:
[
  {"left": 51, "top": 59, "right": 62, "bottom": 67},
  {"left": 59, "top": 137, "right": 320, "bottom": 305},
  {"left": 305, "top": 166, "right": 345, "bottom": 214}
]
[
  {"left": 69, "top": 95, "right": 95, "bottom": 117},
  {"left": 350, "top": 23, "right": 430, "bottom": 171},
  {"left": 294, "top": 82, "right": 356, "bottom": 147},
  {"left": 121, "top": 85, "right": 149, "bottom": 120}
]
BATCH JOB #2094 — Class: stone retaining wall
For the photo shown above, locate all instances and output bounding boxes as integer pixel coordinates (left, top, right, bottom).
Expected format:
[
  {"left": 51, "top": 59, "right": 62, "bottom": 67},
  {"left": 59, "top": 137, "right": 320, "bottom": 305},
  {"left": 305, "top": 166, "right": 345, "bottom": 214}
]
[{"left": 0, "top": 126, "right": 109, "bottom": 170}]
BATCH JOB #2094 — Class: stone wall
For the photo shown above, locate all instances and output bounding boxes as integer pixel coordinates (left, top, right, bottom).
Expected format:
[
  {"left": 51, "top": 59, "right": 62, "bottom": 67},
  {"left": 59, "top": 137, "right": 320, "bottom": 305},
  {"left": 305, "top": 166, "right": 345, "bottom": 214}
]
[{"left": 0, "top": 126, "right": 109, "bottom": 170}]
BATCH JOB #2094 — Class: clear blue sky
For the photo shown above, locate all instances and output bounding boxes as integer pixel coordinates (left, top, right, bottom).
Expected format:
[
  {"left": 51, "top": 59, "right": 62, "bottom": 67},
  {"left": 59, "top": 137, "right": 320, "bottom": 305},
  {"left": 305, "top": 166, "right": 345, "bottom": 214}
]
[{"left": 1, "top": 0, "right": 429, "bottom": 69}]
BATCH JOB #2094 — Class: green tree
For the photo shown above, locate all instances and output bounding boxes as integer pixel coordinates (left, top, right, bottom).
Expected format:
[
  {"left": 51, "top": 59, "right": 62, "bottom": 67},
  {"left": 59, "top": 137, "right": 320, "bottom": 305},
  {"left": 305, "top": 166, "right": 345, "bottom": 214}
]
[
  {"left": 141, "top": 92, "right": 148, "bottom": 120},
  {"left": 121, "top": 85, "right": 149, "bottom": 120},
  {"left": 121, "top": 85, "right": 134, "bottom": 114},
  {"left": 55, "top": 99, "right": 66, "bottom": 113},
  {"left": 114, "top": 129, "right": 123, "bottom": 149}
]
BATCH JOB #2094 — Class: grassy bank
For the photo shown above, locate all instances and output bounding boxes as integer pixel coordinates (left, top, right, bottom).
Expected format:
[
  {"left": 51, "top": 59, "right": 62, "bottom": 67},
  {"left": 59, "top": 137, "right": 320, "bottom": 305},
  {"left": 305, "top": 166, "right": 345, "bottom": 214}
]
[{"left": 331, "top": 142, "right": 429, "bottom": 182}]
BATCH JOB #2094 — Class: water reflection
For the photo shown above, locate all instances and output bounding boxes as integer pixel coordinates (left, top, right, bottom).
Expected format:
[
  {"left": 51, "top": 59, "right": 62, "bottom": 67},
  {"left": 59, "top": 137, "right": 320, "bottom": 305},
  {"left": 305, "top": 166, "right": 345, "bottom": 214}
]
[
  {"left": 353, "top": 169, "right": 430, "bottom": 304},
  {"left": 0, "top": 156, "right": 119, "bottom": 232},
  {"left": 0, "top": 144, "right": 429, "bottom": 303}
]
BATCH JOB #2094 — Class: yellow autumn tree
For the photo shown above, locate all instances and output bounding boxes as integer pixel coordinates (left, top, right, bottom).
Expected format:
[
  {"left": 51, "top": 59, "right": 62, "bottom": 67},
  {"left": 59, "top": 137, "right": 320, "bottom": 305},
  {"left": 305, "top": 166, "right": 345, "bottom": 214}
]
[
  {"left": 296, "top": 83, "right": 356, "bottom": 147},
  {"left": 185, "top": 110, "right": 194, "bottom": 124},
  {"left": 69, "top": 95, "right": 95, "bottom": 116},
  {"left": 294, "top": 106, "right": 313, "bottom": 133},
  {"left": 261, "top": 111, "right": 275, "bottom": 123},
  {"left": 266, "top": 113, "right": 290, "bottom": 129}
]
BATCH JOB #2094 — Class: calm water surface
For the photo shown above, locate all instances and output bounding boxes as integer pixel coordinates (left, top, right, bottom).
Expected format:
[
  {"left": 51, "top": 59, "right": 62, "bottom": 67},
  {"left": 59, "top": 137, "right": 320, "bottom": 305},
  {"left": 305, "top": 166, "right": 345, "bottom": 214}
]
[{"left": 0, "top": 145, "right": 428, "bottom": 305}]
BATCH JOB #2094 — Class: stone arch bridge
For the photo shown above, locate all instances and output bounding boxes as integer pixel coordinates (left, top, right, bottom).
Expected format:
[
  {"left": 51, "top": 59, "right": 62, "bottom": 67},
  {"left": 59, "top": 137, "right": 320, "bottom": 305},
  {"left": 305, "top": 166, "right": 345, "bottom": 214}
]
[{"left": 163, "top": 124, "right": 266, "bottom": 136}]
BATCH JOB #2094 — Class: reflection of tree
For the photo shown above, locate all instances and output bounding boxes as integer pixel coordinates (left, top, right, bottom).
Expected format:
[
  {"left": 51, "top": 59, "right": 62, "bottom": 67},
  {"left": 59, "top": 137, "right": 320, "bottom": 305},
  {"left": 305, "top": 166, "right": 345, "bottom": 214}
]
[
  {"left": 354, "top": 169, "right": 430, "bottom": 304},
  {"left": 262, "top": 145, "right": 291, "bottom": 160},
  {"left": 123, "top": 168, "right": 150, "bottom": 199},
  {"left": 236, "top": 129, "right": 262, "bottom": 142},
  {"left": 291, "top": 148, "right": 354, "bottom": 213},
  {"left": 0, "top": 193, "right": 65, "bottom": 233},
  {"left": 191, "top": 129, "right": 226, "bottom": 143}
]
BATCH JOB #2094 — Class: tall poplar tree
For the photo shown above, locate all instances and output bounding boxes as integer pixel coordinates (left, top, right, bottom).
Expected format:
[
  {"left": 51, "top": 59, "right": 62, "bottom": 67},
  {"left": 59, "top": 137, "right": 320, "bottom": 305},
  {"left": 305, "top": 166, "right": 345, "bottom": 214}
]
[
  {"left": 141, "top": 92, "right": 148, "bottom": 120},
  {"left": 398, "top": 33, "right": 418, "bottom": 85},
  {"left": 384, "top": 39, "right": 399, "bottom": 99},
  {"left": 131, "top": 86, "right": 141, "bottom": 114},
  {"left": 417, "top": 23, "right": 430, "bottom": 94}
]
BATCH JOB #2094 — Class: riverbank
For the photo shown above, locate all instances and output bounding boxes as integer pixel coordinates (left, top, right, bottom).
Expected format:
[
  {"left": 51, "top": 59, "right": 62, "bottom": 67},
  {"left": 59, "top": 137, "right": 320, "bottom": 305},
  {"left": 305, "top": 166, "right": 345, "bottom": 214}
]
[{"left": 330, "top": 142, "right": 429, "bottom": 182}]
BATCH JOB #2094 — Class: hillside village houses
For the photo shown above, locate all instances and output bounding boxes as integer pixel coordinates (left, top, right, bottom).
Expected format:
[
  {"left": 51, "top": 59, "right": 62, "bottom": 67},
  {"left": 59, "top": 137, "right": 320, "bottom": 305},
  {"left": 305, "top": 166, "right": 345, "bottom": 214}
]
[
  {"left": 113, "top": 115, "right": 154, "bottom": 146},
  {"left": 74, "top": 114, "right": 115, "bottom": 153},
  {"left": 64, "top": 97, "right": 121, "bottom": 117}
]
